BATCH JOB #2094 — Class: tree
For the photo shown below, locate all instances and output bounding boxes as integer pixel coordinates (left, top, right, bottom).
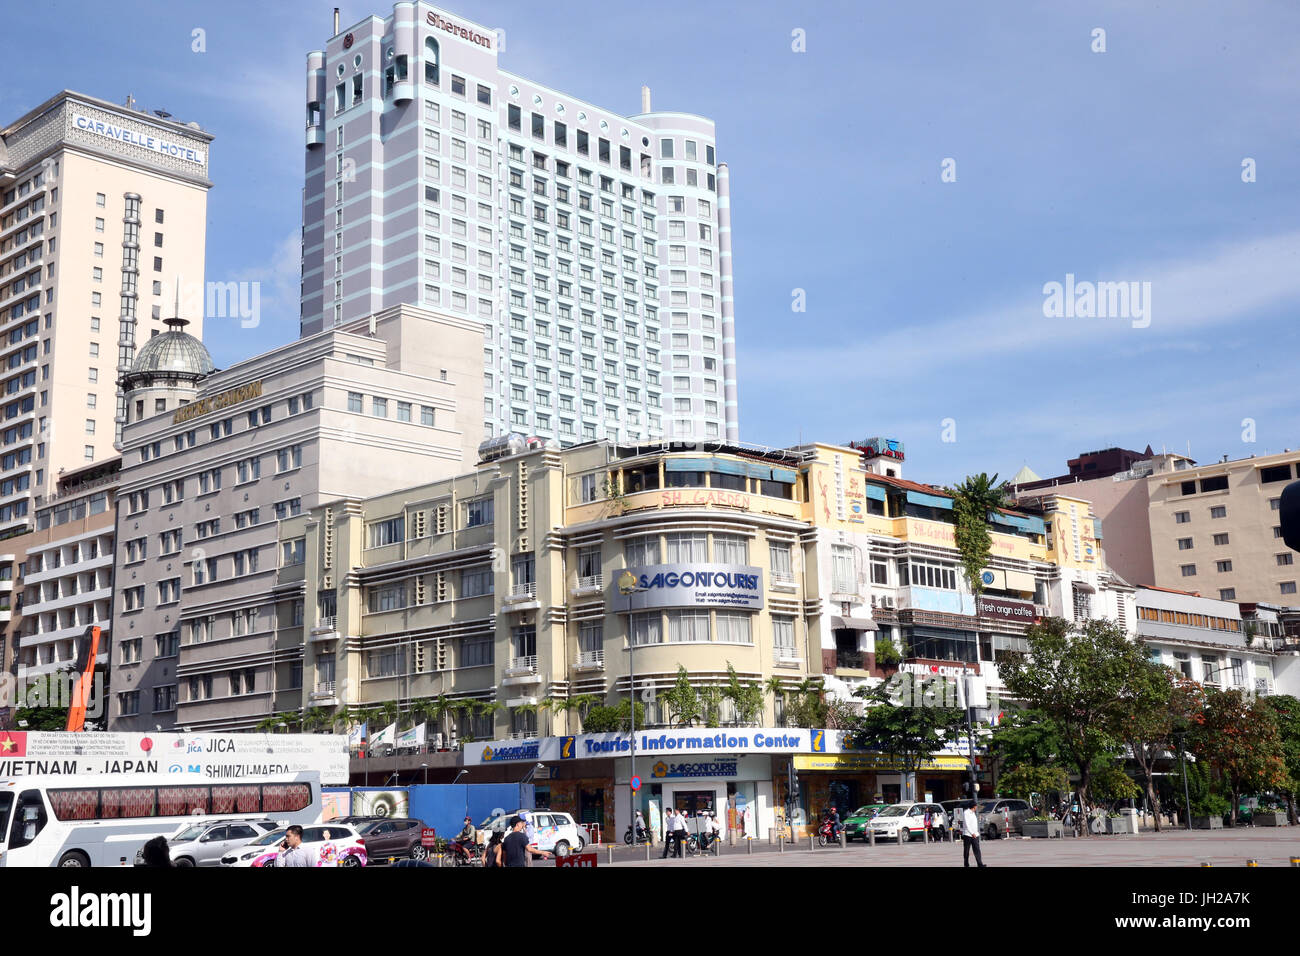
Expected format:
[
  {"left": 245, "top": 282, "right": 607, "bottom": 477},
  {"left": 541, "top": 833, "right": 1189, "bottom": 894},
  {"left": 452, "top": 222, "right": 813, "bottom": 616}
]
[
  {"left": 763, "top": 676, "right": 787, "bottom": 726},
  {"left": 988, "top": 708, "right": 1063, "bottom": 777},
  {"left": 722, "top": 663, "right": 764, "bottom": 726},
  {"left": 300, "top": 707, "right": 334, "bottom": 733},
  {"left": 1118, "top": 665, "right": 1202, "bottom": 831},
  {"left": 663, "top": 665, "right": 700, "bottom": 727},
  {"left": 1089, "top": 764, "right": 1142, "bottom": 806},
  {"left": 582, "top": 699, "right": 645, "bottom": 734},
  {"left": 996, "top": 617, "right": 1146, "bottom": 834},
  {"left": 848, "top": 674, "right": 964, "bottom": 802},
  {"left": 1260, "top": 695, "right": 1300, "bottom": 825},
  {"left": 699, "top": 686, "right": 724, "bottom": 726},
  {"left": 1191, "top": 688, "right": 1288, "bottom": 825},
  {"left": 873, "top": 634, "right": 903, "bottom": 670},
  {"left": 997, "top": 764, "right": 1069, "bottom": 812},
  {"left": 946, "top": 473, "right": 1008, "bottom": 599}
]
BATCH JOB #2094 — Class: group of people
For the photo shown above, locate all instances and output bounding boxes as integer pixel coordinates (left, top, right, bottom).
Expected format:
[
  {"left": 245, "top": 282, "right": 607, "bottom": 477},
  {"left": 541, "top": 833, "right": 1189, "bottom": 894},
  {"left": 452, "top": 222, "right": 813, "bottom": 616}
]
[
  {"left": 658, "top": 807, "right": 721, "bottom": 858},
  {"left": 480, "top": 813, "right": 552, "bottom": 868}
]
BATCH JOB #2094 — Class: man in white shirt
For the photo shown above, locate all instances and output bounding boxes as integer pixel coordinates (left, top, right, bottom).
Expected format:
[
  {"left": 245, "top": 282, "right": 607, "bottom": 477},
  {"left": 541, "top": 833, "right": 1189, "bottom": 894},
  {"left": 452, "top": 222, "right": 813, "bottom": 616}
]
[
  {"left": 661, "top": 809, "right": 678, "bottom": 859},
  {"left": 961, "top": 806, "right": 986, "bottom": 867},
  {"left": 276, "top": 825, "right": 318, "bottom": 868}
]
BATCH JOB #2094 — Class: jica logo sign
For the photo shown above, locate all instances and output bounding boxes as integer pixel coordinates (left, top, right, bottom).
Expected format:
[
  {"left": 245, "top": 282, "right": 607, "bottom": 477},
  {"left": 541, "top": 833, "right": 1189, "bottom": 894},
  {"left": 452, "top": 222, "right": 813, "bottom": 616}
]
[{"left": 619, "top": 563, "right": 764, "bottom": 611}]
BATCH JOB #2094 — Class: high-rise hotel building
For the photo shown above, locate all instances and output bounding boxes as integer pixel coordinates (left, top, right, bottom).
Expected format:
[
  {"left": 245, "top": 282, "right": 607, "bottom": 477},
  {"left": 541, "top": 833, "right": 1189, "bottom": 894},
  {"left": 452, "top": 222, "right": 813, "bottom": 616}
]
[
  {"left": 0, "top": 91, "right": 212, "bottom": 537},
  {"left": 302, "top": 3, "right": 738, "bottom": 447}
]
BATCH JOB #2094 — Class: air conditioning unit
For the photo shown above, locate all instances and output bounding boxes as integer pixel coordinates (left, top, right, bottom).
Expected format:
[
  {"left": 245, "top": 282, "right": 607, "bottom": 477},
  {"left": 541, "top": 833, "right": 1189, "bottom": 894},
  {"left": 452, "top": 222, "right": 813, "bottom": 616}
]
[{"left": 879, "top": 595, "right": 895, "bottom": 609}]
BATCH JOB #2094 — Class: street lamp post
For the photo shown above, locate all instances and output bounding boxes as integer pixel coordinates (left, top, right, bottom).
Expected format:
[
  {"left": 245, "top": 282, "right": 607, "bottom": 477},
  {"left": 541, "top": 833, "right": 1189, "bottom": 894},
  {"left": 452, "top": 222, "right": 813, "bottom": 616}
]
[
  {"left": 617, "top": 572, "right": 646, "bottom": 840},
  {"left": 1174, "top": 730, "right": 1192, "bottom": 831},
  {"left": 421, "top": 763, "right": 428, "bottom": 786}
]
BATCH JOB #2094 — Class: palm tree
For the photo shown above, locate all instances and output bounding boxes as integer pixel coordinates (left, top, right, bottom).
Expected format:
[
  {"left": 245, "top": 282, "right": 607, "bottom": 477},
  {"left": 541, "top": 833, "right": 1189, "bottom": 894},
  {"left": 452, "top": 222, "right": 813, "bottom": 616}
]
[
  {"left": 946, "top": 472, "right": 1010, "bottom": 599},
  {"left": 472, "top": 700, "right": 505, "bottom": 742},
  {"left": 552, "top": 694, "right": 600, "bottom": 733},
  {"left": 300, "top": 707, "right": 332, "bottom": 733},
  {"left": 426, "top": 694, "right": 456, "bottom": 747}
]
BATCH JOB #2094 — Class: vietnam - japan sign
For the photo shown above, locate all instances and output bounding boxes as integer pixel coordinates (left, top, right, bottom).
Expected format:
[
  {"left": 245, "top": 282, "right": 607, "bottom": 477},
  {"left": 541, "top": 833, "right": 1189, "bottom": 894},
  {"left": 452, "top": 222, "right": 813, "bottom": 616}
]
[{"left": 617, "top": 564, "right": 763, "bottom": 610}]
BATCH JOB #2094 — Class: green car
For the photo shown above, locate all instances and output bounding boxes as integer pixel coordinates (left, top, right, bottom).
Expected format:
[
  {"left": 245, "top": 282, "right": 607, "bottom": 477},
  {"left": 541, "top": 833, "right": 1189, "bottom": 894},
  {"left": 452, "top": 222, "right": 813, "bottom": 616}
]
[{"left": 842, "top": 805, "right": 890, "bottom": 841}]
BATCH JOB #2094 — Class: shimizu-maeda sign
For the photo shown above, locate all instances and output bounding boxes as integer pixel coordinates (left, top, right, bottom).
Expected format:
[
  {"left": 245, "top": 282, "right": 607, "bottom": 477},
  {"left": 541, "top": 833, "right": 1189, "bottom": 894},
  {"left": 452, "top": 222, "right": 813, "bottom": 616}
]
[
  {"left": 616, "top": 564, "right": 764, "bottom": 610},
  {"left": 172, "top": 381, "right": 264, "bottom": 425}
]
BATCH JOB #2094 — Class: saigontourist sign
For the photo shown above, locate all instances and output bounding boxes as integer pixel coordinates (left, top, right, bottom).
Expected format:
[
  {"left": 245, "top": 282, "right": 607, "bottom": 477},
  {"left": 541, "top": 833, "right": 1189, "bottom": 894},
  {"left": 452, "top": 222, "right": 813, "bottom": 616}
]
[{"left": 616, "top": 564, "right": 764, "bottom": 610}]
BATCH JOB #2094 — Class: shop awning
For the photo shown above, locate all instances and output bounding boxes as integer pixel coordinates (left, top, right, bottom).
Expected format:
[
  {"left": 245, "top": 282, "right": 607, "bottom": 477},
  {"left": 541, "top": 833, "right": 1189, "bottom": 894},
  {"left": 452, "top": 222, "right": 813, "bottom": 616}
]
[
  {"left": 832, "top": 615, "right": 879, "bottom": 631},
  {"left": 906, "top": 490, "right": 953, "bottom": 510},
  {"left": 866, "top": 484, "right": 887, "bottom": 501}
]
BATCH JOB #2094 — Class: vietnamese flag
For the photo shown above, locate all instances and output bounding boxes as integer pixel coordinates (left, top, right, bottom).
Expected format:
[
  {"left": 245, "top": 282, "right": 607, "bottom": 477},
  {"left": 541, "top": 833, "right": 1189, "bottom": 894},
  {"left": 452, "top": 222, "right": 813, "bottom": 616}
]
[{"left": 0, "top": 731, "right": 26, "bottom": 757}]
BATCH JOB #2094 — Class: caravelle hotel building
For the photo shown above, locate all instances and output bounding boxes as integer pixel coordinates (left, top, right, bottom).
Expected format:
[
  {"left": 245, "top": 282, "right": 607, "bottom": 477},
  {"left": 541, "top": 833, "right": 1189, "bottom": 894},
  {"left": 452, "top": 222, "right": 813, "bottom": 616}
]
[{"left": 302, "top": 3, "right": 738, "bottom": 446}]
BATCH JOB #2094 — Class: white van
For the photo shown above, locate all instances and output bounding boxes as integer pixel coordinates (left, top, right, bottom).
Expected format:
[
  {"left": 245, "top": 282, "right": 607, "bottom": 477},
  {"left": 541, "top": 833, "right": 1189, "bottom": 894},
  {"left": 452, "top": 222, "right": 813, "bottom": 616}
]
[{"left": 477, "top": 808, "right": 587, "bottom": 856}]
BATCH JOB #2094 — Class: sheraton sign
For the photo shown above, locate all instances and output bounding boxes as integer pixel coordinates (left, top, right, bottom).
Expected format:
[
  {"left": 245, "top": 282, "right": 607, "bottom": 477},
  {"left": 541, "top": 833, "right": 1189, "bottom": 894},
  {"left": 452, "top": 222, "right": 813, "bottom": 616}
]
[
  {"left": 427, "top": 11, "right": 493, "bottom": 48},
  {"left": 172, "top": 381, "right": 264, "bottom": 424}
]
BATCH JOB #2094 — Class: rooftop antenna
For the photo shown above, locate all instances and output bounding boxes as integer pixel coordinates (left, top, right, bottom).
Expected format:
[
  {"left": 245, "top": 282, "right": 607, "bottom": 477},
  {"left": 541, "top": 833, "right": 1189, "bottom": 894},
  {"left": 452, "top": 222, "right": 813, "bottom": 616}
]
[{"left": 334, "top": 7, "right": 340, "bottom": 34}]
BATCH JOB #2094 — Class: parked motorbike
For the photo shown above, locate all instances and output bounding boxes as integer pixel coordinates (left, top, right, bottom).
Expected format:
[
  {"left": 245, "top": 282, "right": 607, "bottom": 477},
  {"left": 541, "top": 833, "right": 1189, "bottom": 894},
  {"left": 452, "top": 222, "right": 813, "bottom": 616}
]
[{"left": 624, "top": 824, "right": 652, "bottom": 845}]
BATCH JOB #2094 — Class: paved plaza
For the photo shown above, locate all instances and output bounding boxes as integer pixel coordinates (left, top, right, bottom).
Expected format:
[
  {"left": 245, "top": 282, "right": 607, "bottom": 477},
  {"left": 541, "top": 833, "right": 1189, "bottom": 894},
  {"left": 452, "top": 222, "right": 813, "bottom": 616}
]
[{"left": 587, "top": 828, "right": 1300, "bottom": 867}]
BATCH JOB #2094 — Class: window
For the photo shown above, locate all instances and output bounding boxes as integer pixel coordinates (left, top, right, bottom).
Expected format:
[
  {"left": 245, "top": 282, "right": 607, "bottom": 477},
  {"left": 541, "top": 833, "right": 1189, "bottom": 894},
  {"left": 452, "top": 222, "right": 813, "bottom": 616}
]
[
  {"left": 236, "top": 457, "right": 260, "bottom": 483},
  {"left": 713, "top": 534, "right": 748, "bottom": 564},
  {"left": 460, "top": 565, "right": 494, "bottom": 598},
  {"left": 367, "top": 584, "right": 408, "bottom": 613},
  {"left": 629, "top": 611, "right": 662, "bottom": 646},
  {"left": 1282, "top": 581, "right": 1298, "bottom": 596},
  {"left": 1219, "top": 588, "right": 1236, "bottom": 601},
  {"left": 1216, "top": 560, "right": 1232, "bottom": 573},
  {"left": 625, "top": 536, "right": 660, "bottom": 567},
  {"left": 276, "top": 445, "right": 302, "bottom": 472},
  {"left": 1201, "top": 476, "right": 1229, "bottom": 493},
  {"left": 460, "top": 635, "right": 493, "bottom": 668},
  {"left": 1213, "top": 533, "right": 1230, "bottom": 546},
  {"left": 1210, "top": 506, "right": 1226, "bottom": 519},
  {"left": 668, "top": 609, "right": 710, "bottom": 643},
  {"left": 281, "top": 539, "right": 305, "bottom": 566},
  {"left": 1261, "top": 464, "right": 1293, "bottom": 483},
  {"left": 769, "top": 542, "right": 794, "bottom": 583},
  {"left": 464, "top": 497, "right": 493, "bottom": 527},
  {"left": 1177, "top": 538, "right": 1193, "bottom": 551},
  {"left": 1181, "top": 564, "right": 1197, "bottom": 577},
  {"left": 716, "top": 612, "right": 752, "bottom": 644},
  {"left": 1279, "top": 553, "right": 1295, "bottom": 566},
  {"left": 579, "top": 473, "right": 599, "bottom": 503},
  {"left": 372, "top": 397, "right": 388, "bottom": 417},
  {"left": 347, "top": 391, "right": 363, "bottom": 413},
  {"left": 832, "top": 545, "right": 855, "bottom": 593},
  {"left": 665, "top": 533, "right": 707, "bottom": 562},
  {"left": 773, "top": 617, "right": 796, "bottom": 658},
  {"left": 368, "top": 516, "right": 404, "bottom": 548}
]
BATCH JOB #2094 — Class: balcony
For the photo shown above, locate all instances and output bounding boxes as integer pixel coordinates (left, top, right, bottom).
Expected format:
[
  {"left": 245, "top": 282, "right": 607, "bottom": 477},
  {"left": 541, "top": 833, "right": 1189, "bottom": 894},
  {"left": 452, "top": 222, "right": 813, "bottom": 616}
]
[
  {"left": 310, "top": 616, "right": 339, "bottom": 642},
  {"left": 770, "top": 570, "right": 797, "bottom": 592},
  {"left": 573, "top": 650, "right": 604, "bottom": 672},
  {"left": 503, "top": 581, "right": 539, "bottom": 611},
  {"left": 835, "top": 650, "right": 867, "bottom": 671},
  {"left": 571, "top": 573, "right": 603, "bottom": 598},
  {"left": 502, "top": 655, "right": 542, "bottom": 687},
  {"left": 310, "top": 680, "right": 337, "bottom": 704}
]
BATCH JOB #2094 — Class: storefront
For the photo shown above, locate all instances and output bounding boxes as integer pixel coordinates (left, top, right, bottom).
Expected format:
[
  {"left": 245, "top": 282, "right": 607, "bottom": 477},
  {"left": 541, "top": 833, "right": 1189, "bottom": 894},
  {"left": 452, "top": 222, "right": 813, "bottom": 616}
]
[
  {"left": 787, "top": 752, "right": 973, "bottom": 833},
  {"left": 615, "top": 753, "right": 776, "bottom": 840}
]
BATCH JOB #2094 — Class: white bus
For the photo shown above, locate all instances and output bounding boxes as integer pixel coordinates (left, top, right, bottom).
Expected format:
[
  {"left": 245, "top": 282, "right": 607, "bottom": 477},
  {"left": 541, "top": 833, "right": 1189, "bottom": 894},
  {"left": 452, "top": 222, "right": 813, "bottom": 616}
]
[{"left": 0, "top": 772, "right": 323, "bottom": 867}]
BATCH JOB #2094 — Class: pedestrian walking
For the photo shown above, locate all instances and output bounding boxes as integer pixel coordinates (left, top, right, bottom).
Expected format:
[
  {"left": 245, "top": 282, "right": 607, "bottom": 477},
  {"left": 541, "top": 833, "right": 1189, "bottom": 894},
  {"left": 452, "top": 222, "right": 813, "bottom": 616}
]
[
  {"left": 660, "top": 809, "right": 675, "bottom": 858},
  {"left": 482, "top": 829, "right": 505, "bottom": 868},
  {"left": 960, "top": 806, "right": 986, "bottom": 867},
  {"left": 503, "top": 816, "right": 550, "bottom": 867}
]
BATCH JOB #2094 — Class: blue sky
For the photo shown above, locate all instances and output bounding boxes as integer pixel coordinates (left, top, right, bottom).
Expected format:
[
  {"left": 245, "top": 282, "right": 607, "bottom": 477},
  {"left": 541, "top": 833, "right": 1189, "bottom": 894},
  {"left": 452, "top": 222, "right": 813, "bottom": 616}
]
[{"left": 7, "top": 1, "right": 1300, "bottom": 486}]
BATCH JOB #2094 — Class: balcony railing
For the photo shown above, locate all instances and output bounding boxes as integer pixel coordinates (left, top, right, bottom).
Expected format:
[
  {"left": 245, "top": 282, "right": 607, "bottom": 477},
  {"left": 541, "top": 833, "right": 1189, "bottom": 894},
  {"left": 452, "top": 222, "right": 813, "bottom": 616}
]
[
  {"left": 770, "top": 570, "right": 796, "bottom": 587},
  {"left": 315, "top": 615, "right": 337, "bottom": 631},
  {"left": 510, "top": 582, "right": 537, "bottom": 599},
  {"left": 574, "top": 650, "right": 604, "bottom": 669},
  {"left": 835, "top": 650, "right": 866, "bottom": 670},
  {"left": 505, "top": 655, "right": 539, "bottom": 676},
  {"left": 576, "top": 573, "right": 603, "bottom": 590},
  {"left": 312, "top": 680, "right": 336, "bottom": 696}
]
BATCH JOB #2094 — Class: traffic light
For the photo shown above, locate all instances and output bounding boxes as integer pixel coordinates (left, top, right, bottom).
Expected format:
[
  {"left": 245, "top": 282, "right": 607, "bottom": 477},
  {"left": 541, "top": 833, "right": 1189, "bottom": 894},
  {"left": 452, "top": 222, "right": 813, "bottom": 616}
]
[{"left": 1281, "top": 480, "right": 1300, "bottom": 553}]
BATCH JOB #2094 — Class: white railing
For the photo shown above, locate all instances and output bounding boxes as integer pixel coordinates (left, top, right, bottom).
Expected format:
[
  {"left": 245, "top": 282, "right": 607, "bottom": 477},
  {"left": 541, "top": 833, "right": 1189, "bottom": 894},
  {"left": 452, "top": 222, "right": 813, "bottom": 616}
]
[
  {"left": 313, "top": 680, "right": 336, "bottom": 696},
  {"left": 577, "top": 573, "right": 603, "bottom": 590},
  {"left": 314, "top": 616, "right": 337, "bottom": 631},
  {"left": 574, "top": 650, "right": 605, "bottom": 669},
  {"left": 770, "top": 570, "right": 796, "bottom": 586},
  {"left": 510, "top": 581, "right": 537, "bottom": 599},
  {"left": 506, "top": 655, "right": 539, "bottom": 675}
]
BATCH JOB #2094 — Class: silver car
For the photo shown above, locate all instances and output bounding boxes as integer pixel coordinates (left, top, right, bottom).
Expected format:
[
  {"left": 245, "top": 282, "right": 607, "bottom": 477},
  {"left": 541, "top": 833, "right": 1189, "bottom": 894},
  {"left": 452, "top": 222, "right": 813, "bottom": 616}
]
[
  {"left": 974, "top": 799, "right": 1032, "bottom": 839},
  {"left": 136, "top": 819, "right": 279, "bottom": 867}
]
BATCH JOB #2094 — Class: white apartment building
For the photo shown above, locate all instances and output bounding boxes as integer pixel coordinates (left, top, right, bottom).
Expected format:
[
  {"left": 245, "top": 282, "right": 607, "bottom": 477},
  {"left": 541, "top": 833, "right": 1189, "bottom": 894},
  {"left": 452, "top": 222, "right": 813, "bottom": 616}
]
[
  {"left": 0, "top": 90, "right": 212, "bottom": 535},
  {"left": 301, "top": 3, "right": 738, "bottom": 446}
]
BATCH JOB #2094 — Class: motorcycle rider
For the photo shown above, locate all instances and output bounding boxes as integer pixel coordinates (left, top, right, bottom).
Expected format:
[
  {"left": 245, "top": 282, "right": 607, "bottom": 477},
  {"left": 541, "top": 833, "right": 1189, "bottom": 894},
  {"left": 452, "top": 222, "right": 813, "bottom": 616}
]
[
  {"left": 825, "top": 805, "right": 843, "bottom": 842},
  {"left": 452, "top": 816, "right": 477, "bottom": 861},
  {"left": 632, "top": 809, "right": 649, "bottom": 843}
]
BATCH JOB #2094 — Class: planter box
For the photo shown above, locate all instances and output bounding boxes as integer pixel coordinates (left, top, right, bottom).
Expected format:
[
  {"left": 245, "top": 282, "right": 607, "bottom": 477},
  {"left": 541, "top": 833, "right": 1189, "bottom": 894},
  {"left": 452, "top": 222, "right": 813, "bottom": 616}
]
[
  {"left": 1253, "top": 811, "right": 1288, "bottom": 827},
  {"left": 1105, "top": 817, "right": 1135, "bottom": 834},
  {"left": 1023, "top": 820, "right": 1064, "bottom": 839},
  {"left": 1191, "top": 816, "right": 1224, "bottom": 830}
]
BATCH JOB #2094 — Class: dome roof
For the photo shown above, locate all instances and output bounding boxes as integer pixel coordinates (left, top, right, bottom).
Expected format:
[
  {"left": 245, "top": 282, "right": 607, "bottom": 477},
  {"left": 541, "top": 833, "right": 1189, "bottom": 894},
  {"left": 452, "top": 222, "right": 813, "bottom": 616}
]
[{"left": 123, "top": 318, "right": 215, "bottom": 387}]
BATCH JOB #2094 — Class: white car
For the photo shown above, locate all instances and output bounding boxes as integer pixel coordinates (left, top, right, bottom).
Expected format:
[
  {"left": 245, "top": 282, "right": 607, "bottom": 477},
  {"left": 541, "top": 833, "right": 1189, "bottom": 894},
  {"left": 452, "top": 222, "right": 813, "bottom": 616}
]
[
  {"left": 866, "top": 803, "right": 949, "bottom": 843},
  {"left": 134, "top": 818, "right": 280, "bottom": 867},
  {"left": 477, "top": 808, "right": 588, "bottom": 857},
  {"left": 220, "top": 823, "right": 368, "bottom": 867}
]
